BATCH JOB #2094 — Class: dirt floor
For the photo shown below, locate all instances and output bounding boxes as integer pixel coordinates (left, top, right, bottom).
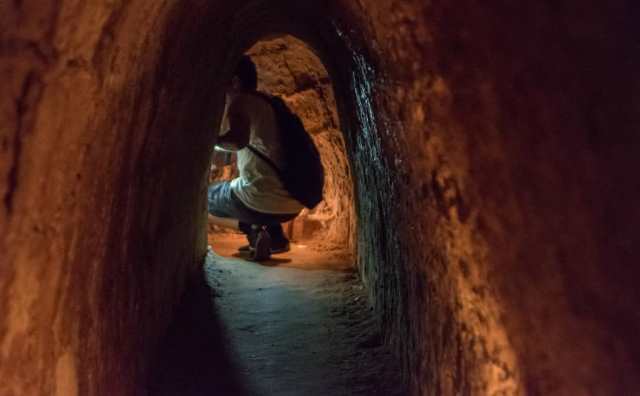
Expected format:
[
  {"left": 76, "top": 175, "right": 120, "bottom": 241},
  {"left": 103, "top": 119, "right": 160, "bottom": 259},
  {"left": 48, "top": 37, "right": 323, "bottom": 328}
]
[
  {"left": 150, "top": 233, "right": 405, "bottom": 395},
  {"left": 210, "top": 233, "right": 355, "bottom": 271}
]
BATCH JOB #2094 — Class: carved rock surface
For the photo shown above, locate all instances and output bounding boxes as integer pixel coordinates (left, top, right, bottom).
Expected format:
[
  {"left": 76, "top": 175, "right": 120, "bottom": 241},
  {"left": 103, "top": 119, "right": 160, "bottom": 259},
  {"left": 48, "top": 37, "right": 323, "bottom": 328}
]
[{"left": 1, "top": 1, "right": 639, "bottom": 395}]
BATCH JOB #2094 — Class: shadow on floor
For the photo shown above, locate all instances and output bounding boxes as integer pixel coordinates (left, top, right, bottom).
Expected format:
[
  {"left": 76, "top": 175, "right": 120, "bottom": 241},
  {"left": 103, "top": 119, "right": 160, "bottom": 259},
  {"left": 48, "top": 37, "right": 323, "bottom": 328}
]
[
  {"left": 230, "top": 250, "right": 292, "bottom": 265},
  {"left": 149, "top": 275, "right": 247, "bottom": 396},
  {"left": 150, "top": 249, "right": 406, "bottom": 395}
]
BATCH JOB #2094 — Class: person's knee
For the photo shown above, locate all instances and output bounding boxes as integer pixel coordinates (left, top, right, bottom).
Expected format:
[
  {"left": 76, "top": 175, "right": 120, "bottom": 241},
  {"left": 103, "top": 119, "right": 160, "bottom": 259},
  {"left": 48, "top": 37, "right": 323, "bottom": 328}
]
[{"left": 207, "top": 184, "right": 226, "bottom": 215}]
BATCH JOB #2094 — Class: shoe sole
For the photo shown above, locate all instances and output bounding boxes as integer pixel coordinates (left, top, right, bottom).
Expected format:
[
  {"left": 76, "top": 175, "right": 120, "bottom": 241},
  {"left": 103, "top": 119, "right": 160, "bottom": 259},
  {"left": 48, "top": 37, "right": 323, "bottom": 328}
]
[{"left": 239, "top": 245, "right": 290, "bottom": 254}]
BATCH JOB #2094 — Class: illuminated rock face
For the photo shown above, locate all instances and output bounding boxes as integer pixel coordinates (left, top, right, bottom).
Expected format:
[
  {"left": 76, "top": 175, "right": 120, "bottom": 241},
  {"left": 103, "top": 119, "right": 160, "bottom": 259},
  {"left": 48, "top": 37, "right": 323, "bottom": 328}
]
[{"left": 1, "top": 1, "right": 639, "bottom": 395}]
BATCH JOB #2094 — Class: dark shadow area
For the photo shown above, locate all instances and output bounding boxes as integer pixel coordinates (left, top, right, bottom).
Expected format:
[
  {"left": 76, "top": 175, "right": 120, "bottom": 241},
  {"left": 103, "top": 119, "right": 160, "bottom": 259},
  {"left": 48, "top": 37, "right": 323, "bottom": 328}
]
[
  {"left": 230, "top": 251, "right": 292, "bottom": 265},
  {"left": 149, "top": 274, "right": 248, "bottom": 396},
  {"left": 193, "top": 252, "right": 407, "bottom": 396}
]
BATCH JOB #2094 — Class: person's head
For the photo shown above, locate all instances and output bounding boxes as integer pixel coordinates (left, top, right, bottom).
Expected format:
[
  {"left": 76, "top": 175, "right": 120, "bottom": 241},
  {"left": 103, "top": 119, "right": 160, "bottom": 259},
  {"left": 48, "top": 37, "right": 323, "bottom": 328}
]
[{"left": 229, "top": 55, "right": 258, "bottom": 95}]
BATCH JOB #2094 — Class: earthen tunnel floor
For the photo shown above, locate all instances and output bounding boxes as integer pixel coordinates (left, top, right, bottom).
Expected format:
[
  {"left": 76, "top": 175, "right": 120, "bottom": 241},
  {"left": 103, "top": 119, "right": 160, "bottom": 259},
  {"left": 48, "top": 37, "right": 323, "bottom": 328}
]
[{"left": 151, "top": 234, "right": 404, "bottom": 395}]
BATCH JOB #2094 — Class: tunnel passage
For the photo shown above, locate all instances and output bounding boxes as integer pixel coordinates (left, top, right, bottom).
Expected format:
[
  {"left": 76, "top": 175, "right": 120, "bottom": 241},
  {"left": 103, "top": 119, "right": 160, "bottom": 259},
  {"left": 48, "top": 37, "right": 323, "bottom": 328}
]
[
  {"left": 209, "top": 35, "right": 356, "bottom": 261},
  {"left": 2, "top": 1, "right": 640, "bottom": 395}
]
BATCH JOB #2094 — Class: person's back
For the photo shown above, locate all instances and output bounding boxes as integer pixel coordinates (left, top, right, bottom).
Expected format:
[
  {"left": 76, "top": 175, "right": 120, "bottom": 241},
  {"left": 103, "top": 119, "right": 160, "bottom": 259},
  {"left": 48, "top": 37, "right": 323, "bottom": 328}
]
[{"left": 224, "top": 94, "right": 303, "bottom": 215}]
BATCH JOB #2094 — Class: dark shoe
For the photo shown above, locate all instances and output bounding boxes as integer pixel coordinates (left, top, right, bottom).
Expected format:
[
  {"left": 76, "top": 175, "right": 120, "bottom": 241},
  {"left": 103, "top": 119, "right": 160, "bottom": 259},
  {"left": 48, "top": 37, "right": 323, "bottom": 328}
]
[
  {"left": 240, "top": 225, "right": 260, "bottom": 253},
  {"left": 250, "top": 230, "right": 271, "bottom": 261},
  {"left": 239, "top": 233, "right": 290, "bottom": 254},
  {"left": 239, "top": 242, "right": 289, "bottom": 254}
]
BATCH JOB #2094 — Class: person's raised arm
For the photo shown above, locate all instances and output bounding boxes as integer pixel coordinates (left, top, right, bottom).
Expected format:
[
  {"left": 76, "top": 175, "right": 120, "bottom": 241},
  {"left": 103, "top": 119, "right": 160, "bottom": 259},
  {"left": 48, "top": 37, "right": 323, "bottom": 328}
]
[{"left": 216, "top": 98, "right": 250, "bottom": 151}]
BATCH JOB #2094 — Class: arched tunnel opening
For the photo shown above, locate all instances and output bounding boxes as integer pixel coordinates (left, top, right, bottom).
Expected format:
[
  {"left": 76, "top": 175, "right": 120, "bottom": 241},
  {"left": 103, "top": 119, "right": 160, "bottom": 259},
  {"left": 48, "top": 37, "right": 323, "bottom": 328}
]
[
  {"left": 208, "top": 35, "right": 357, "bottom": 268},
  {"left": 2, "top": 1, "right": 640, "bottom": 395}
]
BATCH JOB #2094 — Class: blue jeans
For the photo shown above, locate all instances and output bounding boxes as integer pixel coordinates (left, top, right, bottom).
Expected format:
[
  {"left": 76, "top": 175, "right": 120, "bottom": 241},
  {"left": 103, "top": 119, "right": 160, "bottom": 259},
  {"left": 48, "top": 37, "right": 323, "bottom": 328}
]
[{"left": 207, "top": 181, "right": 298, "bottom": 243}]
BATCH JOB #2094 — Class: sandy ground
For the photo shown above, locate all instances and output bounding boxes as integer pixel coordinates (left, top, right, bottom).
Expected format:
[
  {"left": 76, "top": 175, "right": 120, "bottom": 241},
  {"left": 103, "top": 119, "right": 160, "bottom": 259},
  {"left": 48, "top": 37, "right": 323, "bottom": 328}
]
[
  {"left": 209, "top": 233, "right": 355, "bottom": 272},
  {"left": 150, "top": 234, "right": 405, "bottom": 395}
]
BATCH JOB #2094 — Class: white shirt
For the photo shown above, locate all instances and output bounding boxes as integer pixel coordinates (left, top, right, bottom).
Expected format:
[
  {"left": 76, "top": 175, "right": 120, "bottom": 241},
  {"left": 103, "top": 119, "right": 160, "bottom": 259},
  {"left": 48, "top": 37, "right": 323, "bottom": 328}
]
[{"left": 222, "top": 94, "right": 304, "bottom": 214}]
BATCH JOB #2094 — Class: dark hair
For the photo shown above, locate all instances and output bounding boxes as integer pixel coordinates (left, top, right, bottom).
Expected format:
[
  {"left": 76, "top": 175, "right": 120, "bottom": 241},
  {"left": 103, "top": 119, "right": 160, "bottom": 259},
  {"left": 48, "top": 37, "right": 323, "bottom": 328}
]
[{"left": 234, "top": 55, "right": 258, "bottom": 91}]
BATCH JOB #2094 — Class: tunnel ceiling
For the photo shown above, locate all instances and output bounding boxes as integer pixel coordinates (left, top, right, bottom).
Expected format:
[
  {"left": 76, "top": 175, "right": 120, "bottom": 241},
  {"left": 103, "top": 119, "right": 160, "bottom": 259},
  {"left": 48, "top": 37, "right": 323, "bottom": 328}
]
[{"left": 2, "top": 1, "right": 640, "bottom": 395}]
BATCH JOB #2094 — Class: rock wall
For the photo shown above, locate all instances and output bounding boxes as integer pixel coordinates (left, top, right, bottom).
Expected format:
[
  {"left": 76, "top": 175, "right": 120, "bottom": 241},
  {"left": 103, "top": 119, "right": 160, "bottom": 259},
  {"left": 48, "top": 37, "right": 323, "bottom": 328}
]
[
  {"left": 338, "top": 1, "right": 640, "bottom": 394},
  {"left": 1, "top": 0, "right": 639, "bottom": 395},
  {"left": 342, "top": 1, "right": 640, "bottom": 395},
  {"left": 0, "top": 1, "right": 227, "bottom": 394}
]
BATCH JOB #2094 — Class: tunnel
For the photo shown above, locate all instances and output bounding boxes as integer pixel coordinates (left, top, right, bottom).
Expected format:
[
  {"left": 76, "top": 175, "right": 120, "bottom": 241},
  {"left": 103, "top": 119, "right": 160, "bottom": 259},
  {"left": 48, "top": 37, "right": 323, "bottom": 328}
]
[
  {"left": 209, "top": 35, "right": 356, "bottom": 265},
  {"left": 1, "top": 1, "right": 639, "bottom": 395}
]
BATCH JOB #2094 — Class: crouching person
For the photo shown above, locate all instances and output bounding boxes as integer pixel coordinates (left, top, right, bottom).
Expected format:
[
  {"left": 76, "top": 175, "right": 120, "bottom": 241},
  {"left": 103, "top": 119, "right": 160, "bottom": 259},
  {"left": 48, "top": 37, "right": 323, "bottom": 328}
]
[{"left": 208, "top": 55, "right": 323, "bottom": 261}]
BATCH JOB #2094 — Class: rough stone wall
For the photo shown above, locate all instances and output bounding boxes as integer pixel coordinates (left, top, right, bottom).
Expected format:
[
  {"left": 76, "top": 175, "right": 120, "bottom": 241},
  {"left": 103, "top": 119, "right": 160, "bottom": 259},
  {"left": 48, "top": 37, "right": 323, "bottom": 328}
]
[
  {"left": 2, "top": 1, "right": 640, "bottom": 395},
  {"left": 333, "top": 1, "right": 640, "bottom": 394},
  {"left": 0, "top": 1, "right": 228, "bottom": 394}
]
